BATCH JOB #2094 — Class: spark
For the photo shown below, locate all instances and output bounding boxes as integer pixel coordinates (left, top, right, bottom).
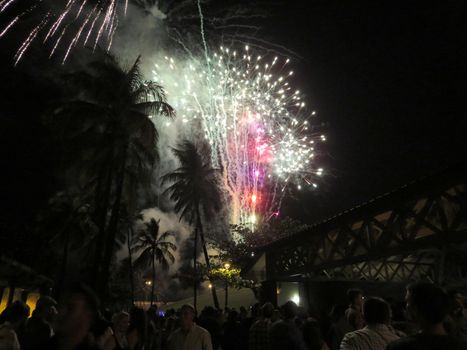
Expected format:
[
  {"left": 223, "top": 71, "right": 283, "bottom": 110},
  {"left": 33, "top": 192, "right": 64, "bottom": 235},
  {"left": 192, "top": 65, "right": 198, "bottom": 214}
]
[
  {"left": 153, "top": 46, "right": 325, "bottom": 224},
  {"left": 1, "top": 0, "right": 127, "bottom": 63}
]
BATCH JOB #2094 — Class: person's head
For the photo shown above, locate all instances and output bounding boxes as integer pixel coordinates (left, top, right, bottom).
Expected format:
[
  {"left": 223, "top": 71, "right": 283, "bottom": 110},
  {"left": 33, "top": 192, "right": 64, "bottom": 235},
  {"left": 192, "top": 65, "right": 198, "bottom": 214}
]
[
  {"left": 329, "top": 304, "right": 347, "bottom": 322},
  {"left": 261, "top": 302, "right": 274, "bottom": 319},
  {"left": 391, "top": 301, "right": 407, "bottom": 322},
  {"left": 281, "top": 301, "right": 298, "bottom": 320},
  {"left": 227, "top": 310, "right": 239, "bottom": 323},
  {"left": 447, "top": 290, "right": 465, "bottom": 317},
  {"left": 239, "top": 306, "right": 247, "bottom": 319},
  {"left": 250, "top": 303, "right": 261, "bottom": 318},
  {"left": 202, "top": 305, "right": 215, "bottom": 319},
  {"left": 147, "top": 305, "right": 158, "bottom": 321},
  {"left": 362, "top": 297, "right": 391, "bottom": 325},
  {"left": 347, "top": 288, "right": 363, "bottom": 308},
  {"left": 34, "top": 296, "right": 58, "bottom": 322},
  {"left": 180, "top": 304, "right": 196, "bottom": 330},
  {"left": 1, "top": 300, "right": 30, "bottom": 329},
  {"left": 406, "top": 282, "right": 449, "bottom": 328},
  {"left": 55, "top": 284, "right": 100, "bottom": 337},
  {"left": 112, "top": 311, "right": 129, "bottom": 334},
  {"left": 271, "top": 309, "right": 281, "bottom": 322},
  {"left": 91, "top": 318, "right": 113, "bottom": 349}
]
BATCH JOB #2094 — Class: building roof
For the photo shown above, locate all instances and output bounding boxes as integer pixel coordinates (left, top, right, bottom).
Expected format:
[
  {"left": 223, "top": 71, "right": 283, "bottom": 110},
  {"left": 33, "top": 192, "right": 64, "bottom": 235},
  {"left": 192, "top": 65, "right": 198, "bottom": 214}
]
[{"left": 262, "top": 162, "right": 467, "bottom": 250}]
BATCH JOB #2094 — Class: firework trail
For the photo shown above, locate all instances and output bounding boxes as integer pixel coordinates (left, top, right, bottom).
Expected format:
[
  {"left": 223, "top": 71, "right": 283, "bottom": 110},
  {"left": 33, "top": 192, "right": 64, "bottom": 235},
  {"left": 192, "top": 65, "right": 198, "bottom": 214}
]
[
  {"left": 152, "top": 46, "right": 325, "bottom": 225},
  {"left": 0, "top": 0, "right": 123, "bottom": 64}
]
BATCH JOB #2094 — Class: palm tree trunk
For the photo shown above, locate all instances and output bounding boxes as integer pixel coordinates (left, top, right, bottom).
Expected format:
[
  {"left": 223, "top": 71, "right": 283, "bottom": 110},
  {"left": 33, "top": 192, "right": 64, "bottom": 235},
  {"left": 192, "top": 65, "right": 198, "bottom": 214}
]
[
  {"left": 193, "top": 226, "right": 198, "bottom": 312},
  {"left": 99, "top": 144, "right": 128, "bottom": 299},
  {"left": 150, "top": 253, "right": 155, "bottom": 306},
  {"left": 127, "top": 226, "right": 135, "bottom": 305},
  {"left": 196, "top": 206, "right": 220, "bottom": 309}
]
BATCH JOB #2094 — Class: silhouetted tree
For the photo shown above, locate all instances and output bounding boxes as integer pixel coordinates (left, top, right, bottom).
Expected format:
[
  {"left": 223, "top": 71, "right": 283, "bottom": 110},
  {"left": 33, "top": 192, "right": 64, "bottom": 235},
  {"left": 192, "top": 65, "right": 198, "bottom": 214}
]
[
  {"left": 49, "top": 52, "right": 174, "bottom": 298},
  {"left": 162, "top": 140, "right": 222, "bottom": 309},
  {"left": 132, "top": 218, "right": 176, "bottom": 305}
]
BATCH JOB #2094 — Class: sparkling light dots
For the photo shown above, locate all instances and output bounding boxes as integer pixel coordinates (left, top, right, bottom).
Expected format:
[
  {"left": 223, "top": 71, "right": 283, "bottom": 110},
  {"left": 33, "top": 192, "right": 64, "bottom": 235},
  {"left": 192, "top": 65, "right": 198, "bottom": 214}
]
[
  {"left": 153, "top": 45, "right": 325, "bottom": 225},
  {"left": 0, "top": 0, "right": 125, "bottom": 64}
]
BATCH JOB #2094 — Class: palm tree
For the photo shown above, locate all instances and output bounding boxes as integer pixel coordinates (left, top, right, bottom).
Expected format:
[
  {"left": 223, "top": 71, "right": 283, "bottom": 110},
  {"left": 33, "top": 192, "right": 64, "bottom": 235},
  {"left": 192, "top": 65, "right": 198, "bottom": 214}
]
[
  {"left": 132, "top": 218, "right": 176, "bottom": 305},
  {"left": 37, "top": 189, "right": 97, "bottom": 296},
  {"left": 49, "top": 52, "right": 174, "bottom": 297},
  {"left": 161, "top": 140, "right": 222, "bottom": 309}
]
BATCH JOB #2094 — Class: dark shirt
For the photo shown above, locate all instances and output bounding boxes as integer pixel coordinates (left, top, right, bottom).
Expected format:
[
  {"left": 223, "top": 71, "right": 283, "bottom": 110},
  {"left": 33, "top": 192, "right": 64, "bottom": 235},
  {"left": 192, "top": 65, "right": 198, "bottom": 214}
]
[
  {"left": 198, "top": 318, "right": 221, "bottom": 350},
  {"left": 22, "top": 316, "right": 52, "bottom": 350},
  {"left": 222, "top": 320, "right": 243, "bottom": 350},
  {"left": 269, "top": 320, "right": 307, "bottom": 350},
  {"left": 386, "top": 333, "right": 467, "bottom": 350},
  {"left": 43, "top": 335, "right": 101, "bottom": 350}
]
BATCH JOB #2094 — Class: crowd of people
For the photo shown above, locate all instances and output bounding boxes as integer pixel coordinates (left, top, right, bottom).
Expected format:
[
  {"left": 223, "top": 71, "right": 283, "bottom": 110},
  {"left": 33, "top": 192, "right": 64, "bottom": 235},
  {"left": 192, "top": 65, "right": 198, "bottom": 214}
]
[{"left": 0, "top": 281, "right": 466, "bottom": 350}]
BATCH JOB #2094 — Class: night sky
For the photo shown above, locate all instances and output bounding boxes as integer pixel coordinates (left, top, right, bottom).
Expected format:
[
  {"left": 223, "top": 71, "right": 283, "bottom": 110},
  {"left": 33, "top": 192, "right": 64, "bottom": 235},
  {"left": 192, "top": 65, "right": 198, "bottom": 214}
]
[
  {"left": 269, "top": 0, "right": 467, "bottom": 221},
  {"left": 0, "top": 0, "right": 466, "bottom": 228}
]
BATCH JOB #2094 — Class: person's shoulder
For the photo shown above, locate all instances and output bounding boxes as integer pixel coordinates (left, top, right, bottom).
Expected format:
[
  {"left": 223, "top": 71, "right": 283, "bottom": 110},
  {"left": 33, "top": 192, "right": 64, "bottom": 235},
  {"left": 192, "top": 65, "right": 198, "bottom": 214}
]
[
  {"left": 385, "top": 335, "right": 417, "bottom": 350},
  {"left": 167, "top": 327, "right": 182, "bottom": 339},
  {"left": 195, "top": 324, "right": 211, "bottom": 335}
]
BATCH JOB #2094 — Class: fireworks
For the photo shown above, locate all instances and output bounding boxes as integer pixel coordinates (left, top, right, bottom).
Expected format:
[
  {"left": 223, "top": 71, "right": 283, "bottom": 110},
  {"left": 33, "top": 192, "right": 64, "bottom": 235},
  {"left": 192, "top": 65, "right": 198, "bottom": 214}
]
[
  {"left": 0, "top": 0, "right": 127, "bottom": 64},
  {"left": 153, "top": 46, "right": 325, "bottom": 225}
]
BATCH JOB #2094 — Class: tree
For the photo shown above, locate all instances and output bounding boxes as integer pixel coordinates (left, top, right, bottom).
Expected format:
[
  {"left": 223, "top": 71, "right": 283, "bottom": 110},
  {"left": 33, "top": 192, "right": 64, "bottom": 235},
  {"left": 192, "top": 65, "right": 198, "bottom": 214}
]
[
  {"left": 49, "top": 52, "right": 174, "bottom": 298},
  {"left": 36, "top": 189, "right": 97, "bottom": 295},
  {"left": 208, "top": 264, "right": 254, "bottom": 309},
  {"left": 161, "top": 140, "right": 222, "bottom": 309},
  {"left": 211, "top": 216, "right": 310, "bottom": 271},
  {"left": 132, "top": 218, "right": 176, "bottom": 306}
]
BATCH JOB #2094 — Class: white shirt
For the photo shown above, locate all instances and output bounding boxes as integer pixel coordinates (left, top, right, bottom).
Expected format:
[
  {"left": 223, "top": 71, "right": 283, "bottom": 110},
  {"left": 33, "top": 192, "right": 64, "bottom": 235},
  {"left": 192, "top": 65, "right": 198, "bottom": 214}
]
[
  {"left": 168, "top": 323, "right": 213, "bottom": 350},
  {"left": 0, "top": 323, "right": 20, "bottom": 350},
  {"left": 340, "top": 324, "right": 402, "bottom": 350}
]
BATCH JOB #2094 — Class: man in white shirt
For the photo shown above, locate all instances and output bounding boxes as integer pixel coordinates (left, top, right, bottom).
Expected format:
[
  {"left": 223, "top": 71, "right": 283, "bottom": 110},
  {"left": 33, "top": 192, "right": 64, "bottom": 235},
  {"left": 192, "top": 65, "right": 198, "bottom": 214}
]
[
  {"left": 340, "top": 297, "right": 402, "bottom": 350},
  {"left": 168, "top": 304, "right": 212, "bottom": 350}
]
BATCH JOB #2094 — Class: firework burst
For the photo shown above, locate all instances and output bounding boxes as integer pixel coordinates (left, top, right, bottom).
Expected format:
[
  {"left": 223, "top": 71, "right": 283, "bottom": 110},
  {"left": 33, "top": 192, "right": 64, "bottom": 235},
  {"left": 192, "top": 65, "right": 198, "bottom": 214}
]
[
  {"left": 152, "top": 46, "right": 325, "bottom": 225},
  {"left": 0, "top": 0, "right": 127, "bottom": 64}
]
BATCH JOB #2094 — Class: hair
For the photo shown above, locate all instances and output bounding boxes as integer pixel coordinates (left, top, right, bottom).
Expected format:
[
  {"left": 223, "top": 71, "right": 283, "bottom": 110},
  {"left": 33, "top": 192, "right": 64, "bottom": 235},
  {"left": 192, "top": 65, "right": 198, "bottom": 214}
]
[
  {"left": 281, "top": 301, "right": 298, "bottom": 320},
  {"left": 112, "top": 311, "right": 129, "bottom": 325},
  {"left": 0, "top": 301, "right": 30, "bottom": 324},
  {"left": 391, "top": 301, "right": 407, "bottom": 322},
  {"left": 181, "top": 304, "right": 196, "bottom": 316},
  {"left": 261, "top": 302, "right": 274, "bottom": 318},
  {"left": 250, "top": 303, "right": 261, "bottom": 318},
  {"left": 147, "top": 305, "right": 158, "bottom": 320},
  {"left": 407, "top": 282, "right": 449, "bottom": 324},
  {"left": 67, "top": 283, "right": 100, "bottom": 323},
  {"left": 346, "top": 288, "right": 363, "bottom": 304},
  {"left": 227, "top": 310, "right": 239, "bottom": 322},
  {"left": 329, "top": 304, "right": 347, "bottom": 322},
  {"left": 363, "top": 297, "right": 391, "bottom": 324},
  {"left": 35, "top": 296, "right": 57, "bottom": 313}
]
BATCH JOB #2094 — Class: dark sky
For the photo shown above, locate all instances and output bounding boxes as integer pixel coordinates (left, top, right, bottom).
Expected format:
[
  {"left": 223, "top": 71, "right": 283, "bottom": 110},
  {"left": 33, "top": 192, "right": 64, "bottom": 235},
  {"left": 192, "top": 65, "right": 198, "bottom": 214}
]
[
  {"left": 265, "top": 0, "right": 467, "bottom": 222},
  {"left": 0, "top": 0, "right": 466, "bottom": 227}
]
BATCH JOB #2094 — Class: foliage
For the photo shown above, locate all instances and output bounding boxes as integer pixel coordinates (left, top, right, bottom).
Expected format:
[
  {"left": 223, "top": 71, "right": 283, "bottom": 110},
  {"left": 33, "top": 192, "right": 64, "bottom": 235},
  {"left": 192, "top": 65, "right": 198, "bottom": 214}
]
[
  {"left": 208, "top": 265, "right": 255, "bottom": 290},
  {"left": 161, "top": 140, "right": 222, "bottom": 224},
  {"left": 46, "top": 52, "right": 174, "bottom": 297},
  {"left": 161, "top": 140, "right": 223, "bottom": 308},
  {"left": 211, "top": 216, "right": 310, "bottom": 270},
  {"left": 132, "top": 218, "right": 177, "bottom": 271},
  {"left": 132, "top": 218, "right": 177, "bottom": 304}
]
